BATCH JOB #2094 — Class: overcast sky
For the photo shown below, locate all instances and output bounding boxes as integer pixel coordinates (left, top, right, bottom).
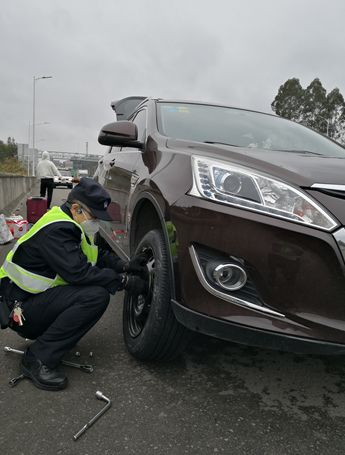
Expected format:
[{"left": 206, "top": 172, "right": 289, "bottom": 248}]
[{"left": 1, "top": 0, "right": 344, "bottom": 156}]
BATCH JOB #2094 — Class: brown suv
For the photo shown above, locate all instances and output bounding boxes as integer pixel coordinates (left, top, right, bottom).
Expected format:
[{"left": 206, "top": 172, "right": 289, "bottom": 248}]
[{"left": 96, "top": 96, "right": 345, "bottom": 361}]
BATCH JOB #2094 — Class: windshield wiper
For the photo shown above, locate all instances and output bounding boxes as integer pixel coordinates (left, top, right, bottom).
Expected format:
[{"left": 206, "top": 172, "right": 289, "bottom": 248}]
[
  {"left": 204, "top": 141, "right": 240, "bottom": 147},
  {"left": 273, "top": 149, "right": 323, "bottom": 156}
]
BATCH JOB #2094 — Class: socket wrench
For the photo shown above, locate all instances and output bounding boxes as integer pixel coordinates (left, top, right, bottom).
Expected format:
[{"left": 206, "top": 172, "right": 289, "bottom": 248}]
[
  {"left": 3, "top": 346, "right": 94, "bottom": 373},
  {"left": 73, "top": 391, "right": 112, "bottom": 440}
]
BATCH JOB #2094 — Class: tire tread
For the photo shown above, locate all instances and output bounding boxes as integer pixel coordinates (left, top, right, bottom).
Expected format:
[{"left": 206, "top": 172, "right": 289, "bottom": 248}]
[{"left": 123, "top": 229, "right": 191, "bottom": 361}]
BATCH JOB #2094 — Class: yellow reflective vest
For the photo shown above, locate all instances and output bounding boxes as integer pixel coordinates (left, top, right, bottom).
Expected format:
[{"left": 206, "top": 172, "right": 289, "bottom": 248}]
[{"left": 0, "top": 207, "right": 98, "bottom": 294}]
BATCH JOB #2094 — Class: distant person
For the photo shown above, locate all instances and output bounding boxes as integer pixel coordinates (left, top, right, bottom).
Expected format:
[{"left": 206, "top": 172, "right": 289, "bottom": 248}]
[{"left": 36, "top": 151, "right": 61, "bottom": 209}]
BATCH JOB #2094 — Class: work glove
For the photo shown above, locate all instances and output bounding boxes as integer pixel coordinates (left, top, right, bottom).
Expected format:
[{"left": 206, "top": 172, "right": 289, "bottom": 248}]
[
  {"left": 124, "top": 275, "right": 148, "bottom": 296},
  {"left": 122, "top": 254, "right": 149, "bottom": 276}
]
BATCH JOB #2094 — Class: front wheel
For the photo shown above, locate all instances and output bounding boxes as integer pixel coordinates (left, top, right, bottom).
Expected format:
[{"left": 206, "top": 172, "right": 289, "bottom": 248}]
[{"left": 123, "top": 229, "right": 191, "bottom": 361}]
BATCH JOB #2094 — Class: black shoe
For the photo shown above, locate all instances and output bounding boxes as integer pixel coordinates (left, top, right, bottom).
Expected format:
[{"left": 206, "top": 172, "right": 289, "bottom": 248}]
[{"left": 21, "top": 349, "right": 67, "bottom": 391}]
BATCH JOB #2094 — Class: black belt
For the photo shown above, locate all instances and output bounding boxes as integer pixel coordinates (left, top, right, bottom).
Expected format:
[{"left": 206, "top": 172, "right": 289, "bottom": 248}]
[{"left": 0, "top": 279, "right": 12, "bottom": 329}]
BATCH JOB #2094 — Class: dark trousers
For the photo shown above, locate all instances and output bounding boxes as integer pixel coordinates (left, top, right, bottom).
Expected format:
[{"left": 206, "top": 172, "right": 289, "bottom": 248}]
[
  {"left": 12, "top": 285, "right": 110, "bottom": 368},
  {"left": 40, "top": 178, "right": 54, "bottom": 209}
]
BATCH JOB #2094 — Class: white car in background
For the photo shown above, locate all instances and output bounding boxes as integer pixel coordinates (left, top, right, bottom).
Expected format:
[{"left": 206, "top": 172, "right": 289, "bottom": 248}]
[{"left": 54, "top": 170, "right": 73, "bottom": 189}]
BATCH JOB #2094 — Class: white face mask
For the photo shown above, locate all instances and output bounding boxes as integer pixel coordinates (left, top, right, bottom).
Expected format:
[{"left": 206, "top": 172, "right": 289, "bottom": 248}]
[{"left": 80, "top": 210, "right": 100, "bottom": 237}]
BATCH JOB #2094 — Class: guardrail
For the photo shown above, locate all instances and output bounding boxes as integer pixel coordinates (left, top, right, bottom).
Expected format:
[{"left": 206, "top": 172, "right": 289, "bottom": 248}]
[{"left": 0, "top": 175, "right": 37, "bottom": 212}]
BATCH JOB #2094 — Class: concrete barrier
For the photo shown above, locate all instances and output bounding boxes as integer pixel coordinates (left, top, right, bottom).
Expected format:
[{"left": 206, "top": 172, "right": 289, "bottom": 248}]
[{"left": 0, "top": 175, "right": 37, "bottom": 212}]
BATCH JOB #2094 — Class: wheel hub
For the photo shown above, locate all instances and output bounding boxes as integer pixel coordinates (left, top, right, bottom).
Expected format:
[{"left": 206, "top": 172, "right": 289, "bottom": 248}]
[{"left": 127, "top": 247, "right": 155, "bottom": 338}]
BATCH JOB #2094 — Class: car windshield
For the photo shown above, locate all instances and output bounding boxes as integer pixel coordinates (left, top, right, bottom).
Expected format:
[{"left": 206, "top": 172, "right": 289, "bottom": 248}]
[
  {"left": 60, "top": 170, "right": 71, "bottom": 176},
  {"left": 157, "top": 102, "right": 345, "bottom": 157}
]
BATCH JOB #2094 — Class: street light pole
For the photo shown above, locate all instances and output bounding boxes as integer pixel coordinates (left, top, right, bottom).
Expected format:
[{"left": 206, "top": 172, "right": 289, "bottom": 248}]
[
  {"left": 32, "top": 75, "right": 52, "bottom": 175},
  {"left": 28, "top": 121, "right": 50, "bottom": 175}
]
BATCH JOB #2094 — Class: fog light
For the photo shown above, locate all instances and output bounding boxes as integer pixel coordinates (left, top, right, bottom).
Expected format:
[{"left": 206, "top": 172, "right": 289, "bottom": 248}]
[{"left": 206, "top": 262, "right": 247, "bottom": 291}]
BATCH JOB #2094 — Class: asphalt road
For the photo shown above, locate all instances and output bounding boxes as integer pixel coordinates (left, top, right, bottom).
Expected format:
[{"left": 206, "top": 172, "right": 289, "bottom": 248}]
[{"left": 1, "top": 187, "right": 345, "bottom": 454}]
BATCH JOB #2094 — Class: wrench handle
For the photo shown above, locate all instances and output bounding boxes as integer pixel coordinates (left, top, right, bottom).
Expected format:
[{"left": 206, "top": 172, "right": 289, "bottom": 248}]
[
  {"left": 73, "top": 399, "right": 111, "bottom": 440},
  {"left": 61, "top": 360, "right": 94, "bottom": 373},
  {"left": 4, "top": 347, "right": 24, "bottom": 355}
]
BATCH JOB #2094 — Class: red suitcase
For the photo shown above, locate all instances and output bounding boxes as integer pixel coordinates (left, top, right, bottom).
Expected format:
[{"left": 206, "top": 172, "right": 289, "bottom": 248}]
[{"left": 26, "top": 197, "right": 48, "bottom": 223}]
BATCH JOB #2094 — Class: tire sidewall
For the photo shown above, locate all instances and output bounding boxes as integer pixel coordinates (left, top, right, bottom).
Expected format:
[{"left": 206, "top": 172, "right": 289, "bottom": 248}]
[{"left": 123, "top": 229, "right": 171, "bottom": 358}]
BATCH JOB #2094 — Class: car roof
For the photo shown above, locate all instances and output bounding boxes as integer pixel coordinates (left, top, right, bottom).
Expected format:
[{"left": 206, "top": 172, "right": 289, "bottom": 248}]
[
  {"left": 156, "top": 98, "right": 277, "bottom": 116},
  {"left": 111, "top": 96, "right": 277, "bottom": 119}
]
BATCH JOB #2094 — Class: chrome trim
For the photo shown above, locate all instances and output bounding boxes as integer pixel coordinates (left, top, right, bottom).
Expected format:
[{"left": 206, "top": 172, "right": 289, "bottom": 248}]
[
  {"left": 189, "top": 245, "right": 285, "bottom": 318},
  {"left": 212, "top": 263, "right": 247, "bottom": 291},
  {"left": 311, "top": 184, "right": 345, "bottom": 191},
  {"left": 334, "top": 227, "right": 345, "bottom": 262}
]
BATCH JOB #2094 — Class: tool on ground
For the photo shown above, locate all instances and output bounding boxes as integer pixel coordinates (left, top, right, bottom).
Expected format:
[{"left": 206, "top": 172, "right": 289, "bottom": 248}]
[
  {"left": 73, "top": 391, "right": 112, "bottom": 441},
  {"left": 3, "top": 346, "right": 94, "bottom": 373},
  {"left": 59, "top": 359, "right": 94, "bottom": 373},
  {"left": 9, "top": 373, "right": 25, "bottom": 387}
]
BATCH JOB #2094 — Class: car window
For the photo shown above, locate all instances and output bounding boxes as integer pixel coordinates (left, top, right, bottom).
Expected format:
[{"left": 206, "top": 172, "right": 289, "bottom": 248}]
[
  {"left": 157, "top": 102, "right": 345, "bottom": 157},
  {"left": 60, "top": 170, "right": 71, "bottom": 176},
  {"left": 132, "top": 109, "right": 147, "bottom": 143}
]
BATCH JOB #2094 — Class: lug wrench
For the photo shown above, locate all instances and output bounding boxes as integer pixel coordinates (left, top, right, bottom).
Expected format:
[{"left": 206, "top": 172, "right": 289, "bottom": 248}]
[
  {"left": 3, "top": 346, "right": 94, "bottom": 373},
  {"left": 73, "top": 391, "right": 112, "bottom": 441}
]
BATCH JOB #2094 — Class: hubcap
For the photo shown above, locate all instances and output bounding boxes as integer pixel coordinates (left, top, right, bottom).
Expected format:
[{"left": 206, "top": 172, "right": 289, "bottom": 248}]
[{"left": 127, "top": 247, "right": 155, "bottom": 338}]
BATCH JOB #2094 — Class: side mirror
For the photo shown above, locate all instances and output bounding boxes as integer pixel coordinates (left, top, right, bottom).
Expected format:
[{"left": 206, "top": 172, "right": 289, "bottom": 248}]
[{"left": 98, "top": 121, "right": 143, "bottom": 148}]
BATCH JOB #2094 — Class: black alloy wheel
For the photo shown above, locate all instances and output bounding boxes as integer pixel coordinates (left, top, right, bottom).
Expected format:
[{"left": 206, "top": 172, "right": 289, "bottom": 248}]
[
  {"left": 122, "top": 229, "right": 191, "bottom": 361},
  {"left": 126, "top": 247, "right": 155, "bottom": 338}
]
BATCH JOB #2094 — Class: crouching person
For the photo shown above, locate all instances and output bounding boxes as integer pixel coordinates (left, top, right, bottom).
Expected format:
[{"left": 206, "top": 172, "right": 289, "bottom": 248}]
[{"left": 0, "top": 178, "right": 147, "bottom": 391}]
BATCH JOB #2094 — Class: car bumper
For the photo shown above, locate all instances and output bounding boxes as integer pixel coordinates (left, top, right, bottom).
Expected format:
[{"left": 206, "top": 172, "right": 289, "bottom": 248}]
[
  {"left": 171, "top": 299, "right": 345, "bottom": 355},
  {"left": 54, "top": 181, "right": 73, "bottom": 187},
  {"left": 170, "top": 194, "right": 345, "bottom": 346}
]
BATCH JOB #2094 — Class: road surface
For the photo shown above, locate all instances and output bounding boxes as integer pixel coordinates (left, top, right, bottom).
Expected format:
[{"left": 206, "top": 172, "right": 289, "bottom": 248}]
[{"left": 1, "top": 187, "right": 345, "bottom": 454}]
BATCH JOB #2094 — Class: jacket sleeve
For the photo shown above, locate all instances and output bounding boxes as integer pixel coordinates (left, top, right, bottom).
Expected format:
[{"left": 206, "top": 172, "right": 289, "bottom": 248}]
[
  {"left": 36, "top": 223, "right": 122, "bottom": 294},
  {"left": 51, "top": 162, "right": 61, "bottom": 177},
  {"left": 96, "top": 248, "right": 126, "bottom": 272}
]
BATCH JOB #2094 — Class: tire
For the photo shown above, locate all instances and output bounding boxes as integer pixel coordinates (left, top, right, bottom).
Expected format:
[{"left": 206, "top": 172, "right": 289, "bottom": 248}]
[{"left": 123, "top": 229, "right": 191, "bottom": 361}]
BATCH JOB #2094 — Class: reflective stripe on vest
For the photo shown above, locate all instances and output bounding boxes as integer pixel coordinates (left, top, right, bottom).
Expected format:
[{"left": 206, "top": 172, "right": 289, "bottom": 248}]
[{"left": 0, "top": 206, "right": 98, "bottom": 294}]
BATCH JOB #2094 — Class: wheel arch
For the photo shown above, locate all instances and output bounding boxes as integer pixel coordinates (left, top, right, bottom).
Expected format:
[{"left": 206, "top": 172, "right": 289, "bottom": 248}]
[{"left": 130, "top": 192, "right": 176, "bottom": 300}]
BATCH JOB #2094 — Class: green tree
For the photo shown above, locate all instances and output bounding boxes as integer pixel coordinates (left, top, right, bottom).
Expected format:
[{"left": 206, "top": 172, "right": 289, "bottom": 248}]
[
  {"left": 301, "top": 78, "right": 327, "bottom": 130},
  {"left": 271, "top": 78, "right": 304, "bottom": 121},
  {"left": 325, "top": 88, "right": 345, "bottom": 142},
  {"left": 272, "top": 78, "right": 345, "bottom": 144},
  {"left": 0, "top": 137, "right": 26, "bottom": 175},
  {"left": 0, "top": 137, "right": 17, "bottom": 161}
]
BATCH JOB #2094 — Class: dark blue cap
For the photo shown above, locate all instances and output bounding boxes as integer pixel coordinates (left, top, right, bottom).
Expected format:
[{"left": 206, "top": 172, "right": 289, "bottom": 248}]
[{"left": 68, "top": 178, "right": 114, "bottom": 221}]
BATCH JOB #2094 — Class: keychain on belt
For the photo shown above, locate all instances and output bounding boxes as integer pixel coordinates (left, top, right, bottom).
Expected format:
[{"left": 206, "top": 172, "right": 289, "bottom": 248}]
[{"left": 10, "top": 301, "right": 25, "bottom": 326}]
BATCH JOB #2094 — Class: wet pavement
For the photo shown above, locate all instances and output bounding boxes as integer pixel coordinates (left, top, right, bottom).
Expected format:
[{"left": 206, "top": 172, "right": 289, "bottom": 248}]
[{"left": 1, "top": 187, "right": 345, "bottom": 454}]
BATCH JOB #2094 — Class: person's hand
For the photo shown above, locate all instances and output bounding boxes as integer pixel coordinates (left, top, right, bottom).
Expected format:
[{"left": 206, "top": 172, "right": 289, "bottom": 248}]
[
  {"left": 124, "top": 275, "right": 148, "bottom": 296},
  {"left": 123, "top": 254, "right": 148, "bottom": 276}
]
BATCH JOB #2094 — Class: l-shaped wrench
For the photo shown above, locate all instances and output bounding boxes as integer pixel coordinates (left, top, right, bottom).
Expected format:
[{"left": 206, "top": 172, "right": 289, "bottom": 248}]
[
  {"left": 73, "top": 391, "right": 112, "bottom": 440},
  {"left": 3, "top": 346, "right": 94, "bottom": 373}
]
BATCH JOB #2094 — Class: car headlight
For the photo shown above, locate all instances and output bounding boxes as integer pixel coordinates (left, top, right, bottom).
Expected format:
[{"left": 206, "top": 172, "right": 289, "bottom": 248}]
[{"left": 190, "top": 156, "right": 338, "bottom": 231}]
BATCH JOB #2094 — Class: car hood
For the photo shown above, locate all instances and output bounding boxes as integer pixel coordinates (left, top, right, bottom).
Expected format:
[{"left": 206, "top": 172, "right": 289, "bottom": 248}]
[{"left": 167, "top": 138, "right": 345, "bottom": 188}]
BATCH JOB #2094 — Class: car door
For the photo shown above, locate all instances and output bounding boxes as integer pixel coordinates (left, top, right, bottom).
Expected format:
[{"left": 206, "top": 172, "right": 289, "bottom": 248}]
[{"left": 102, "top": 108, "right": 147, "bottom": 257}]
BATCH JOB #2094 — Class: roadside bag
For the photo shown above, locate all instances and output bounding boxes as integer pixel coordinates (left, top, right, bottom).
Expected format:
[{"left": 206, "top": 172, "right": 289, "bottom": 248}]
[
  {"left": 6, "top": 215, "right": 29, "bottom": 239},
  {"left": 0, "top": 214, "right": 14, "bottom": 244},
  {"left": 26, "top": 197, "right": 47, "bottom": 223}
]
